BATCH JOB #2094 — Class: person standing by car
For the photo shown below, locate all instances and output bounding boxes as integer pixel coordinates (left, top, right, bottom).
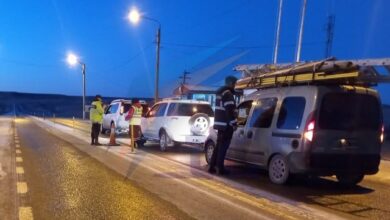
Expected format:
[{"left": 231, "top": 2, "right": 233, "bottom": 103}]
[
  {"left": 90, "top": 95, "right": 104, "bottom": 145},
  {"left": 209, "top": 76, "right": 238, "bottom": 175},
  {"left": 126, "top": 98, "right": 143, "bottom": 152}
]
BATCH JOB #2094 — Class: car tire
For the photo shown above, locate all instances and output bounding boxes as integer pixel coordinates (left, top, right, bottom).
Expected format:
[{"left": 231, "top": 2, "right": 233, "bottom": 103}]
[
  {"left": 268, "top": 154, "right": 290, "bottom": 185},
  {"left": 204, "top": 141, "right": 215, "bottom": 165},
  {"left": 159, "top": 130, "right": 169, "bottom": 152},
  {"left": 189, "top": 113, "right": 210, "bottom": 136},
  {"left": 336, "top": 174, "right": 364, "bottom": 187}
]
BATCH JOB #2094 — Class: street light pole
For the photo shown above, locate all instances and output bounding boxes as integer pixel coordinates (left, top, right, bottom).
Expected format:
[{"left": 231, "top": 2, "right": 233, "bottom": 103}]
[
  {"left": 67, "top": 53, "right": 86, "bottom": 120},
  {"left": 155, "top": 25, "right": 161, "bottom": 103},
  {"left": 128, "top": 9, "right": 161, "bottom": 103},
  {"left": 296, "top": 0, "right": 307, "bottom": 63},
  {"left": 82, "top": 63, "right": 86, "bottom": 120},
  {"left": 273, "top": 0, "right": 283, "bottom": 64}
]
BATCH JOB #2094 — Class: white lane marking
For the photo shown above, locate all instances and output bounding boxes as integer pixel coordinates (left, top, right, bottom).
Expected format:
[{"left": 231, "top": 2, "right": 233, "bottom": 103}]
[
  {"left": 16, "top": 149, "right": 22, "bottom": 154},
  {"left": 17, "top": 182, "right": 28, "bottom": 194},
  {"left": 16, "top": 157, "right": 23, "bottom": 162},
  {"left": 19, "top": 207, "right": 34, "bottom": 220},
  {"left": 16, "top": 167, "right": 25, "bottom": 174},
  {"left": 16, "top": 144, "right": 20, "bottom": 148}
]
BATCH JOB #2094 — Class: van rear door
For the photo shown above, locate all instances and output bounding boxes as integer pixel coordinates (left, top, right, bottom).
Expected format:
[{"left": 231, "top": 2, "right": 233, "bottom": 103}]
[{"left": 311, "top": 92, "right": 382, "bottom": 172}]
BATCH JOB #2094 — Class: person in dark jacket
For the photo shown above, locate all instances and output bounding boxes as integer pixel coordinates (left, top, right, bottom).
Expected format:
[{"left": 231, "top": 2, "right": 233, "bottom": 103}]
[{"left": 209, "top": 76, "right": 238, "bottom": 175}]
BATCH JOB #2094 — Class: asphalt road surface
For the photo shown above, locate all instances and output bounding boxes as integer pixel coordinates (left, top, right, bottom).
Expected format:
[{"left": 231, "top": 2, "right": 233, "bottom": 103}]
[
  {"left": 6, "top": 116, "right": 390, "bottom": 219},
  {"left": 12, "top": 118, "right": 192, "bottom": 220},
  {"left": 47, "top": 117, "right": 390, "bottom": 219}
]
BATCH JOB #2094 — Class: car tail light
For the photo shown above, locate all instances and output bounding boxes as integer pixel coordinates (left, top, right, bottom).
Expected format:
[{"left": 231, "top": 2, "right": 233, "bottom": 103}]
[
  {"left": 380, "top": 125, "right": 385, "bottom": 144},
  {"left": 304, "top": 120, "right": 315, "bottom": 142}
]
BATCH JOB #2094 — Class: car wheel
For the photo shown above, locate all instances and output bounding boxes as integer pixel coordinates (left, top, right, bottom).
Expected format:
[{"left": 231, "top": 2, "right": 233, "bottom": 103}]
[
  {"left": 159, "top": 131, "right": 168, "bottom": 152},
  {"left": 204, "top": 141, "right": 215, "bottom": 165},
  {"left": 268, "top": 154, "right": 290, "bottom": 185},
  {"left": 336, "top": 174, "right": 364, "bottom": 187},
  {"left": 189, "top": 113, "right": 210, "bottom": 135}
]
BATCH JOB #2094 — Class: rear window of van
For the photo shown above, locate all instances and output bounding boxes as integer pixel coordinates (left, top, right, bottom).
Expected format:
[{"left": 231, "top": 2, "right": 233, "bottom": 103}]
[{"left": 319, "top": 93, "right": 381, "bottom": 131}]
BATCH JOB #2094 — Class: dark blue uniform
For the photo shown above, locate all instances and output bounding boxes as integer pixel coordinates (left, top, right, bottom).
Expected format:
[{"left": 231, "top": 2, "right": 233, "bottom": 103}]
[{"left": 209, "top": 86, "right": 237, "bottom": 173}]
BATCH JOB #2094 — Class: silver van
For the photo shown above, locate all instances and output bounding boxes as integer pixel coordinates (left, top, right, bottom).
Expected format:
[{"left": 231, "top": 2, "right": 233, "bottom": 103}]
[{"left": 204, "top": 85, "right": 384, "bottom": 186}]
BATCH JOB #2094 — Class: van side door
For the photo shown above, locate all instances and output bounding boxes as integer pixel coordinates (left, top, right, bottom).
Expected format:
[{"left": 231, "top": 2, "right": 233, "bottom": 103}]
[
  {"left": 245, "top": 97, "right": 278, "bottom": 166},
  {"left": 227, "top": 100, "right": 253, "bottom": 161},
  {"left": 272, "top": 96, "right": 306, "bottom": 161}
]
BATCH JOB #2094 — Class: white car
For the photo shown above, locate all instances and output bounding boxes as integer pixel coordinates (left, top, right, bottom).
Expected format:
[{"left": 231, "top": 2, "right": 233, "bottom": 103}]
[
  {"left": 141, "top": 99, "right": 214, "bottom": 151},
  {"left": 102, "top": 99, "right": 148, "bottom": 134}
]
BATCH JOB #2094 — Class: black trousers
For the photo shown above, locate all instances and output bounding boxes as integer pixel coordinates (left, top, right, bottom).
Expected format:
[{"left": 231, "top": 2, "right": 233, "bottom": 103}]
[
  {"left": 210, "top": 126, "right": 234, "bottom": 171},
  {"left": 91, "top": 123, "right": 101, "bottom": 144}
]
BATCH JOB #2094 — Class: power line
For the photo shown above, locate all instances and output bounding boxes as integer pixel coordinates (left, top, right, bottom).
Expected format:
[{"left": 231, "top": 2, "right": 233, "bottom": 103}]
[
  {"left": 161, "top": 41, "right": 325, "bottom": 50},
  {"left": 100, "top": 44, "right": 154, "bottom": 73}
]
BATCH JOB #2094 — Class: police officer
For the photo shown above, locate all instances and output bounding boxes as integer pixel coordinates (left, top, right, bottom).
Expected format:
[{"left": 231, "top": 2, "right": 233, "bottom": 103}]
[
  {"left": 209, "top": 76, "right": 238, "bottom": 175},
  {"left": 90, "top": 95, "right": 104, "bottom": 145},
  {"left": 126, "top": 98, "right": 143, "bottom": 152}
]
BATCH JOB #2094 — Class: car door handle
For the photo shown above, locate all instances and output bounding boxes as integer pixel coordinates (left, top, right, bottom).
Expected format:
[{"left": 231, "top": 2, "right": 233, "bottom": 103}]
[
  {"left": 171, "top": 117, "right": 178, "bottom": 120},
  {"left": 247, "top": 131, "right": 253, "bottom": 139}
]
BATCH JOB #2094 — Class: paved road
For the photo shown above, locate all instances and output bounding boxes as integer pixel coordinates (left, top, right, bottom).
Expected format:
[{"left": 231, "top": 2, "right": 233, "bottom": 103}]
[
  {"left": 11, "top": 117, "right": 390, "bottom": 219},
  {"left": 49, "top": 117, "right": 390, "bottom": 219},
  {"left": 144, "top": 145, "right": 390, "bottom": 219},
  {"left": 12, "top": 118, "right": 192, "bottom": 219}
]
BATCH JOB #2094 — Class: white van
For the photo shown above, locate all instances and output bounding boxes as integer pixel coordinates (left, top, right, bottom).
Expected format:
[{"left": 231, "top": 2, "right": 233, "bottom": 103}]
[{"left": 205, "top": 85, "right": 384, "bottom": 186}]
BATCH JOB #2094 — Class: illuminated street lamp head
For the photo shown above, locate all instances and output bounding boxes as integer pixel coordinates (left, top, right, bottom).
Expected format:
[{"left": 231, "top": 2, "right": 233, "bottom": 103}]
[
  {"left": 128, "top": 8, "right": 141, "bottom": 24},
  {"left": 67, "top": 53, "right": 78, "bottom": 66}
]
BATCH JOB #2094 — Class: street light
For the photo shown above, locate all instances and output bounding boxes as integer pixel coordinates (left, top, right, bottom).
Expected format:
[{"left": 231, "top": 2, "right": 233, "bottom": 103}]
[
  {"left": 67, "top": 52, "right": 87, "bottom": 120},
  {"left": 128, "top": 8, "right": 161, "bottom": 103}
]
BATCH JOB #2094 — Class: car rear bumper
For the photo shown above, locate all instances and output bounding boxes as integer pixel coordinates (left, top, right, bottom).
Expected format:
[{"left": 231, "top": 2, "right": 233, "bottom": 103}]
[{"left": 288, "top": 152, "right": 380, "bottom": 175}]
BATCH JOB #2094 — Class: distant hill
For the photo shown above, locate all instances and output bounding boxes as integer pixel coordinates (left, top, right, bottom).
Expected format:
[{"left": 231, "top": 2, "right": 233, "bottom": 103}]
[{"left": 0, "top": 91, "right": 153, "bottom": 118}]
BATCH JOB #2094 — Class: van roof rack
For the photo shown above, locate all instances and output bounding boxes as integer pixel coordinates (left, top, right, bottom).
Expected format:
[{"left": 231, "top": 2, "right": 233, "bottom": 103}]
[{"left": 234, "top": 58, "right": 390, "bottom": 90}]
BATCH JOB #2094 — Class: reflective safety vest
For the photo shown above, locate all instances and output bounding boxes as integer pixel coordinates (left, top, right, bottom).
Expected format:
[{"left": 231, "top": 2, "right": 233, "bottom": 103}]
[
  {"left": 213, "top": 86, "right": 237, "bottom": 130},
  {"left": 90, "top": 100, "right": 104, "bottom": 124},
  {"left": 130, "top": 105, "right": 143, "bottom": 125}
]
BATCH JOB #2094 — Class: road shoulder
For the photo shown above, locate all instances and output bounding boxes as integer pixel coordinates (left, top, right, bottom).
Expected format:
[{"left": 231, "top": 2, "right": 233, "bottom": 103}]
[{"left": 0, "top": 117, "right": 17, "bottom": 220}]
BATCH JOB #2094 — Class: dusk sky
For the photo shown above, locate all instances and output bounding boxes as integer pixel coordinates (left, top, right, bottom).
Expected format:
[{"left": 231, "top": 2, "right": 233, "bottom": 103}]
[{"left": 1, "top": 0, "right": 390, "bottom": 102}]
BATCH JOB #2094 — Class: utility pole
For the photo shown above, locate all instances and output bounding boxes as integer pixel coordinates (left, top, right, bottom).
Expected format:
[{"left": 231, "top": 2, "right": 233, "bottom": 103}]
[
  {"left": 179, "top": 70, "right": 191, "bottom": 85},
  {"left": 296, "top": 0, "right": 307, "bottom": 63},
  {"left": 155, "top": 25, "right": 161, "bottom": 103},
  {"left": 325, "top": 15, "right": 335, "bottom": 58},
  {"left": 273, "top": 0, "right": 284, "bottom": 64},
  {"left": 82, "top": 63, "right": 86, "bottom": 120}
]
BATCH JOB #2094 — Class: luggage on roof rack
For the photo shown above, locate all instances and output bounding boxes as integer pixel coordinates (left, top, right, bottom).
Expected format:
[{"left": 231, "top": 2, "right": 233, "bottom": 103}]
[{"left": 234, "top": 58, "right": 390, "bottom": 90}]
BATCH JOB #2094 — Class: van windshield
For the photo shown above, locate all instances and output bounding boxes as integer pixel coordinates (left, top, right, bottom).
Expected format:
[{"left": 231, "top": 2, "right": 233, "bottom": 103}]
[{"left": 319, "top": 93, "right": 381, "bottom": 131}]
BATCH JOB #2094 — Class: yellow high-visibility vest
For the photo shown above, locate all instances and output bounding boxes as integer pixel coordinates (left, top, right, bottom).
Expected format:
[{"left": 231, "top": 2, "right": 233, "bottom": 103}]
[{"left": 130, "top": 105, "right": 143, "bottom": 125}]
